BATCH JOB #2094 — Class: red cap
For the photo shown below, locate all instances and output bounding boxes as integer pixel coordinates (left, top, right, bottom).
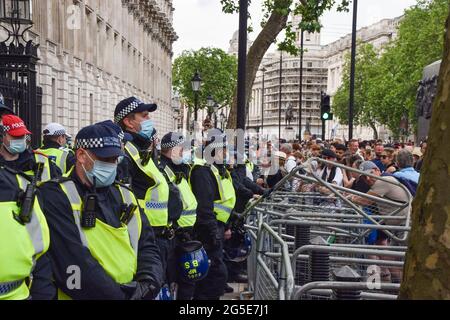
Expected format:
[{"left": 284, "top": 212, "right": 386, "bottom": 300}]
[{"left": 2, "top": 115, "right": 32, "bottom": 137}]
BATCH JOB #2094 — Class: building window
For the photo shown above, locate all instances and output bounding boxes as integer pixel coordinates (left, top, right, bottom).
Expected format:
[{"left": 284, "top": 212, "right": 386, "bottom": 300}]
[{"left": 307, "top": 62, "right": 313, "bottom": 68}]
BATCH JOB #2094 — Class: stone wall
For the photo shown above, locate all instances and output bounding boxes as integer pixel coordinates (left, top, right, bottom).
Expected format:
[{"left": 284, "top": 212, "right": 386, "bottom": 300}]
[{"left": 0, "top": 0, "right": 177, "bottom": 136}]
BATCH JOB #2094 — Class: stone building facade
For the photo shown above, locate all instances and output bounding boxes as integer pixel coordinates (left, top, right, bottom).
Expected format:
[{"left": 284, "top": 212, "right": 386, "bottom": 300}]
[
  {"left": 1, "top": 0, "right": 177, "bottom": 136},
  {"left": 323, "top": 17, "right": 402, "bottom": 140},
  {"left": 248, "top": 25, "right": 327, "bottom": 140},
  {"left": 247, "top": 16, "right": 403, "bottom": 141}
]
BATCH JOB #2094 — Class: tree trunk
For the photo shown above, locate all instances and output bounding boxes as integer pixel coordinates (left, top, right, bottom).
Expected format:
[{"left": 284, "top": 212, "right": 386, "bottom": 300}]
[
  {"left": 227, "top": 4, "right": 290, "bottom": 129},
  {"left": 399, "top": 10, "right": 450, "bottom": 299}
]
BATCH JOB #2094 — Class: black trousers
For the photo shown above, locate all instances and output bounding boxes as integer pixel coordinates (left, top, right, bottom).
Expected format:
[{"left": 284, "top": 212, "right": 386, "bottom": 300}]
[
  {"left": 193, "top": 222, "right": 228, "bottom": 300},
  {"left": 155, "top": 236, "right": 173, "bottom": 285}
]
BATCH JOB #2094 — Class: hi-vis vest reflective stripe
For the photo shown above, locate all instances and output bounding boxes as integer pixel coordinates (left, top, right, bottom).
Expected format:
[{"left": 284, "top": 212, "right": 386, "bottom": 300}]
[
  {"left": 210, "top": 165, "right": 236, "bottom": 224},
  {"left": 24, "top": 153, "right": 51, "bottom": 182},
  {"left": 37, "top": 148, "right": 69, "bottom": 173},
  {"left": 164, "top": 165, "right": 197, "bottom": 228},
  {"left": 58, "top": 181, "right": 141, "bottom": 300},
  {"left": 0, "top": 174, "right": 50, "bottom": 300},
  {"left": 125, "top": 142, "right": 170, "bottom": 227}
]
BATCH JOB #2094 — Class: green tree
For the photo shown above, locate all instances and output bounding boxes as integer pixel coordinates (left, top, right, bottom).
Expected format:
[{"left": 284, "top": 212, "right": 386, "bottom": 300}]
[
  {"left": 172, "top": 47, "right": 238, "bottom": 111},
  {"left": 369, "top": 0, "right": 448, "bottom": 137},
  {"left": 220, "top": 0, "right": 350, "bottom": 128},
  {"left": 333, "top": 43, "right": 381, "bottom": 139}
]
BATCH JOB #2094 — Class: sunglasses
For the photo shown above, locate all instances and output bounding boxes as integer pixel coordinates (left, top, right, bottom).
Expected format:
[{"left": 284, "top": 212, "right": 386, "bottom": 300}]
[{"left": 381, "top": 155, "right": 388, "bottom": 159}]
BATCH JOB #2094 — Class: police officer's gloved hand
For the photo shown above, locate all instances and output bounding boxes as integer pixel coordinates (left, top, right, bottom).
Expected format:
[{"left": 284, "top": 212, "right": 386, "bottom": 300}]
[
  {"left": 129, "top": 278, "right": 160, "bottom": 300},
  {"left": 175, "top": 228, "right": 191, "bottom": 242}
]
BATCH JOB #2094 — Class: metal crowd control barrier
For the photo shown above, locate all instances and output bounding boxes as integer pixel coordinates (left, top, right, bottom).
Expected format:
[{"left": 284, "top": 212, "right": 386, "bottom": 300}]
[{"left": 242, "top": 158, "right": 412, "bottom": 300}]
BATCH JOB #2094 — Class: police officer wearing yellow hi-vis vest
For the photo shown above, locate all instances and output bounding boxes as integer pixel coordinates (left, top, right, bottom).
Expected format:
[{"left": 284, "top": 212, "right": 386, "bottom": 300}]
[
  {"left": 37, "top": 123, "right": 75, "bottom": 174},
  {"left": 0, "top": 148, "right": 54, "bottom": 300},
  {"left": 159, "top": 132, "right": 199, "bottom": 300},
  {"left": 114, "top": 97, "right": 175, "bottom": 284},
  {"left": 0, "top": 115, "right": 61, "bottom": 182},
  {"left": 189, "top": 130, "right": 236, "bottom": 300},
  {"left": 39, "top": 123, "right": 163, "bottom": 299}
]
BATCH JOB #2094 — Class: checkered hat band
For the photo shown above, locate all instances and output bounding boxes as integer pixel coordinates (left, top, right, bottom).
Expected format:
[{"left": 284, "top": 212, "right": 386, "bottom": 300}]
[
  {"left": 209, "top": 141, "right": 227, "bottom": 149},
  {"left": 115, "top": 100, "right": 140, "bottom": 123},
  {"left": 161, "top": 137, "right": 185, "bottom": 149},
  {"left": 3, "top": 125, "right": 10, "bottom": 132},
  {"left": 76, "top": 138, "right": 105, "bottom": 149},
  {"left": 47, "top": 129, "right": 66, "bottom": 136}
]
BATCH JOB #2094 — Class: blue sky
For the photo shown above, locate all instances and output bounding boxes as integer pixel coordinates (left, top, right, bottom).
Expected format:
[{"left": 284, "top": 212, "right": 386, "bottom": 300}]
[{"left": 172, "top": 0, "right": 417, "bottom": 57}]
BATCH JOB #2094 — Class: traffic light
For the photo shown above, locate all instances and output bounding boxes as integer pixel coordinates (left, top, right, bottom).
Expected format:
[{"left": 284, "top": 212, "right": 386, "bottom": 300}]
[{"left": 320, "top": 92, "right": 333, "bottom": 121}]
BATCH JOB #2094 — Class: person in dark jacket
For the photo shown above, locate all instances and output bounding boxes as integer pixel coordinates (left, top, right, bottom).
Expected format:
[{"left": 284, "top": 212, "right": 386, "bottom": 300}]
[
  {"left": 39, "top": 123, "right": 163, "bottom": 300},
  {"left": 190, "top": 131, "right": 236, "bottom": 300}
]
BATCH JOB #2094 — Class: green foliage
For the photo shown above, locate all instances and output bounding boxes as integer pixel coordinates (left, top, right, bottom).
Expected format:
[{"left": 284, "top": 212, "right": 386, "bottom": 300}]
[
  {"left": 333, "top": 43, "right": 381, "bottom": 136},
  {"left": 172, "top": 48, "right": 238, "bottom": 110},
  {"left": 333, "top": 0, "right": 448, "bottom": 137},
  {"left": 370, "top": 0, "right": 448, "bottom": 137}
]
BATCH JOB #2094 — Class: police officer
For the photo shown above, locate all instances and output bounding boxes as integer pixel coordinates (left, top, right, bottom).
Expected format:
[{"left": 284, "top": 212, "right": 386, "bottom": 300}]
[
  {"left": 38, "top": 123, "right": 163, "bottom": 300},
  {"left": 0, "top": 115, "right": 61, "bottom": 182},
  {"left": 189, "top": 131, "right": 236, "bottom": 300},
  {"left": 0, "top": 165, "right": 54, "bottom": 300},
  {"left": 96, "top": 120, "right": 133, "bottom": 185},
  {"left": 114, "top": 97, "right": 174, "bottom": 289},
  {"left": 37, "top": 123, "right": 75, "bottom": 174},
  {"left": 159, "top": 132, "right": 198, "bottom": 300}
]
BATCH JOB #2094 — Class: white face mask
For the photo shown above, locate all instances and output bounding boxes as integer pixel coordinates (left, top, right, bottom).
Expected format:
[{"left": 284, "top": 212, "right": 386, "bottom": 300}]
[{"left": 5, "top": 137, "right": 27, "bottom": 154}]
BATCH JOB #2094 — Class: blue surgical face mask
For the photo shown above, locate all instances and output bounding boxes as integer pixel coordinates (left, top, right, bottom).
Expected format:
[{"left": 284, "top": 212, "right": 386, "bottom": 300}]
[
  {"left": 5, "top": 137, "right": 27, "bottom": 154},
  {"left": 138, "top": 119, "right": 154, "bottom": 140},
  {"left": 182, "top": 151, "right": 191, "bottom": 164},
  {"left": 83, "top": 152, "right": 117, "bottom": 188}
]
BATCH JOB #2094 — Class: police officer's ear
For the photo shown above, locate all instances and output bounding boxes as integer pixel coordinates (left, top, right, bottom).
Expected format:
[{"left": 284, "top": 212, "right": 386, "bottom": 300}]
[
  {"left": 122, "top": 114, "right": 137, "bottom": 132},
  {"left": 57, "top": 135, "right": 66, "bottom": 147},
  {"left": 76, "top": 149, "right": 93, "bottom": 168}
]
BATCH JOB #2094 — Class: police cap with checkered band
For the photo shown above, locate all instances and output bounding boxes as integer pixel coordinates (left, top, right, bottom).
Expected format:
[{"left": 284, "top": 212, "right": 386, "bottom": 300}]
[
  {"left": 161, "top": 132, "right": 185, "bottom": 150},
  {"left": 114, "top": 97, "right": 157, "bottom": 124},
  {"left": 75, "top": 123, "right": 124, "bottom": 158}
]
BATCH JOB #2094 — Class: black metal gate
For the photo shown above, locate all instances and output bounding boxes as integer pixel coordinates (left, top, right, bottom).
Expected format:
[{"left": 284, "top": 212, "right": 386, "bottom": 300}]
[{"left": 0, "top": 41, "right": 42, "bottom": 148}]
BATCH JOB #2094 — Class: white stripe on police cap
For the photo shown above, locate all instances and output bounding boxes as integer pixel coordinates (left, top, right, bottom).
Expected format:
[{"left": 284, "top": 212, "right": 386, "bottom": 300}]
[
  {"left": 114, "top": 100, "right": 141, "bottom": 123},
  {"left": 161, "top": 137, "right": 184, "bottom": 149}
]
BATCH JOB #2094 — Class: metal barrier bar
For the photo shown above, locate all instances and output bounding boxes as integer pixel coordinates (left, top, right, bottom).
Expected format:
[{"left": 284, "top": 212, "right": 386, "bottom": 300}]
[
  {"left": 290, "top": 244, "right": 405, "bottom": 274},
  {"left": 292, "top": 281, "right": 401, "bottom": 300}
]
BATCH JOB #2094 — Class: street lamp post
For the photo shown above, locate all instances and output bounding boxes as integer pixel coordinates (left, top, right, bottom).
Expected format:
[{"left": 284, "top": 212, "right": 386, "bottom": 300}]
[
  {"left": 298, "top": 29, "right": 304, "bottom": 142},
  {"left": 191, "top": 71, "right": 202, "bottom": 122},
  {"left": 236, "top": 0, "right": 248, "bottom": 131},
  {"left": 349, "top": 0, "right": 358, "bottom": 140},
  {"left": 213, "top": 102, "right": 219, "bottom": 128},
  {"left": 261, "top": 67, "right": 266, "bottom": 139},
  {"left": 278, "top": 51, "right": 283, "bottom": 141},
  {"left": 206, "top": 94, "right": 214, "bottom": 119}
]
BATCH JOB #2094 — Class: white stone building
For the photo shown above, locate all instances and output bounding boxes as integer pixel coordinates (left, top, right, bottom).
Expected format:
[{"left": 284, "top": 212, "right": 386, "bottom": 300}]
[
  {"left": 247, "top": 16, "right": 403, "bottom": 141},
  {"left": 323, "top": 17, "right": 402, "bottom": 140},
  {"left": 1, "top": 0, "right": 178, "bottom": 137}
]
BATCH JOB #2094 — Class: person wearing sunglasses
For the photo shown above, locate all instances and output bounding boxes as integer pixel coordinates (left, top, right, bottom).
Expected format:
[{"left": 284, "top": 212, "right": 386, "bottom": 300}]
[{"left": 381, "top": 147, "right": 398, "bottom": 173}]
